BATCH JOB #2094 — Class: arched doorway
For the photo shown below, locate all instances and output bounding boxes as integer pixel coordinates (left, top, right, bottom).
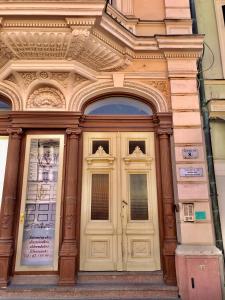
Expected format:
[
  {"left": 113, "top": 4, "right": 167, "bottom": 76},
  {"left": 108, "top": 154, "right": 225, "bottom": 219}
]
[{"left": 78, "top": 95, "right": 177, "bottom": 280}]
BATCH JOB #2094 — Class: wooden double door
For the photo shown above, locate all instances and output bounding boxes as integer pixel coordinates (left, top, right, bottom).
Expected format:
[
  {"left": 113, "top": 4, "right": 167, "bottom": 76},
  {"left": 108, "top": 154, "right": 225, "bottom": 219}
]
[{"left": 80, "top": 132, "right": 161, "bottom": 271}]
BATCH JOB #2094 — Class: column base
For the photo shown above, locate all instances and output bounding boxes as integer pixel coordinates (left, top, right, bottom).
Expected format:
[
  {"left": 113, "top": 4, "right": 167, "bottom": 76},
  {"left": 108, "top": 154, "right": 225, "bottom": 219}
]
[
  {"left": 58, "top": 241, "right": 78, "bottom": 286},
  {"left": 0, "top": 240, "right": 13, "bottom": 288},
  {"left": 163, "top": 240, "right": 177, "bottom": 285},
  {"left": 176, "top": 245, "right": 224, "bottom": 300}
]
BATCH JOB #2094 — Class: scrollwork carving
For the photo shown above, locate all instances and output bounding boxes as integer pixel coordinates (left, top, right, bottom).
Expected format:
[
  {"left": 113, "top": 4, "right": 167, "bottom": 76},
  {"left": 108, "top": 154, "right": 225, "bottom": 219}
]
[{"left": 138, "top": 80, "right": 170, "bottom": 99}]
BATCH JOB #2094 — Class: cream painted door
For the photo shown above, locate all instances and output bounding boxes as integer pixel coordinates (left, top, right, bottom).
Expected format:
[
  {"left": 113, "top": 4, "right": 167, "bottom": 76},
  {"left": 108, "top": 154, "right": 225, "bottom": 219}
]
[{"left": 80, "top": 132, "right": 160, "bottom": 271}]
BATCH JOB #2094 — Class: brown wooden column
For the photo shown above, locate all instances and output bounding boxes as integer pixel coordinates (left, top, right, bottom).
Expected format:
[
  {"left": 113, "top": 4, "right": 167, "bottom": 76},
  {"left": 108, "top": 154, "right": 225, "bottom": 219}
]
[
  {"left": 157, "top": 126, "right": 177, "bottom": 285},
  {"left": 59, "top": 128, "right": 81, "bottom": 285},
  {"left": 0, "top": 128, "right": 22, "bottom": 287}
]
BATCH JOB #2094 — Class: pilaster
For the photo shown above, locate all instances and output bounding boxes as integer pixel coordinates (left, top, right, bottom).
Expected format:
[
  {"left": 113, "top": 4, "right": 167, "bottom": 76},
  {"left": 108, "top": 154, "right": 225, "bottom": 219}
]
[
  {"left": 157, "top": 120, "right": 177, "bottom": 285},
  {"left": 59, "top": 128, "right": 81, "bottom": 286},
  {"left": 0, "top": 128, "right": 22, "bottom": 287},
  {"left": 161, "top": 37, "right": 224, "bottom": 299}
]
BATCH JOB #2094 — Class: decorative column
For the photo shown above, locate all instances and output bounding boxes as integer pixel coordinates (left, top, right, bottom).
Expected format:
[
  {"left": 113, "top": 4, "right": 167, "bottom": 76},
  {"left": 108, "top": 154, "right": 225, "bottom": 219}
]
[
  {"left": 0, "top": 128, "right": 22, "bottom": 287},
  {"left": 157, "top": 127, "right": 177, "bottom": 285},
  {"left": 59, "top": 128, "right": 81, "bottom": 285}
]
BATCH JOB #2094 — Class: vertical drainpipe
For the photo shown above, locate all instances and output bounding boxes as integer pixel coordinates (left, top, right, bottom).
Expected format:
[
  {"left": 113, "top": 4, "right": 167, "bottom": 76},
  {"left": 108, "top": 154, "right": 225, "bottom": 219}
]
[{"left": 189, "top": 0, "right": 224, "bottom": 255}]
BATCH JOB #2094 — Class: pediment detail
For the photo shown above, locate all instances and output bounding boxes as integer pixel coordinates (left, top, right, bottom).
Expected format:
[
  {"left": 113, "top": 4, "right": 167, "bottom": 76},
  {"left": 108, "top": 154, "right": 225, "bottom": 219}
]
[
  {"left": 86, "top": 146, "right": 115, "bottom": 165},
  {"left": 124, "top": 147, "right": 153, "bottom": 165}
]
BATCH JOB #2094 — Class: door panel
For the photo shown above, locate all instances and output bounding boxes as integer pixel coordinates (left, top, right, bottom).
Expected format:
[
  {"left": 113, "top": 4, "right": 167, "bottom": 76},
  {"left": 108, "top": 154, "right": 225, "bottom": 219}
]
[{"left": 80, "top": 132, "right": 160, "bottom": 271}]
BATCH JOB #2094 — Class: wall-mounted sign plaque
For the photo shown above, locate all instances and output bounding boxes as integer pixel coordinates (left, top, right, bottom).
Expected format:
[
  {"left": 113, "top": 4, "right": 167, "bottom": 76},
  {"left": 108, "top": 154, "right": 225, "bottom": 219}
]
[
  {"left": 182, "top": 148, "right": 199, "bottom": 159},
  {"left": 195, "top": 211, "right": 206, "bottom": 221},
  {"left": 179, "top": 167, "right": 204, "bottom": 177}
]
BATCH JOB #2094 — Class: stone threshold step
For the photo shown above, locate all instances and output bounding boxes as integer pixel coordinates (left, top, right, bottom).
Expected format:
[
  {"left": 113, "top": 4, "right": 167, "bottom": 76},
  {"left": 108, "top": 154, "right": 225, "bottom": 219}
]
[
  {"left": 78, "top": 272, "right": 164, "bottom": 284},
  {"left": 0, "top": 291, "right": 179, "bottom": 299},
  {"left": 0, "top": 298, "right": 180, "bottom": 300},
  {"left": 78, "top": 271, "right": 163, "bottom": 275},
  {"left": 5, "top": 283, "right": 178, "bottom": 291}
]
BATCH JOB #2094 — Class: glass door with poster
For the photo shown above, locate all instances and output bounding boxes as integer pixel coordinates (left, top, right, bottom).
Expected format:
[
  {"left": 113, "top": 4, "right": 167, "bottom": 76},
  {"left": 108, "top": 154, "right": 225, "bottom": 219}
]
[{"left": 15, "top": 135, "right": 64, "bottom": 271}]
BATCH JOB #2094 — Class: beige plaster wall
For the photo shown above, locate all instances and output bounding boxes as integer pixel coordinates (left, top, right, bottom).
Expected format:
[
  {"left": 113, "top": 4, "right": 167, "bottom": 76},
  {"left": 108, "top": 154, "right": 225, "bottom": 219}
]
[{"left": 133, "top": 0, "right": 165, "bottom": 20}]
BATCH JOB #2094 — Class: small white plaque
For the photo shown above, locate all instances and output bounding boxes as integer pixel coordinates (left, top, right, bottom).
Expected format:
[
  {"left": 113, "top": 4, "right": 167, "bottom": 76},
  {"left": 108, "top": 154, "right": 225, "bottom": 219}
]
[
  {"left": 179, "top": 167, "right": 204, "bottom": 177},
  {"left": 182, "top": 148, "right": 199, "bottom": 159}
]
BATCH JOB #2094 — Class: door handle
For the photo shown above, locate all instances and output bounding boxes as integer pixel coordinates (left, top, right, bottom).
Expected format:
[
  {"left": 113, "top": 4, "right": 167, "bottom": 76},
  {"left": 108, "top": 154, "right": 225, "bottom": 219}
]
[
  {"left": 122, "top": 200, "right": 128, "bottom": 206},
  {"left": 20, "top": 212, "right": 25, "bottom": 223}
]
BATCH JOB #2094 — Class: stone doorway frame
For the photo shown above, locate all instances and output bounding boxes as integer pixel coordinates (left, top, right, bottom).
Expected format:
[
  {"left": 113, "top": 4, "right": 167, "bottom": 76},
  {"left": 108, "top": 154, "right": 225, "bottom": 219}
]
[{"left": 0, "top": 110, "right": 177, "bottom": 287}]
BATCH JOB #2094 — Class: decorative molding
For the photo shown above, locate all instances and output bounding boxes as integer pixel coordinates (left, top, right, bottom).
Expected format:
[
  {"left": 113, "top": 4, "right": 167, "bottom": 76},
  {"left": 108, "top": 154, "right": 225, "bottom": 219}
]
[
  {"left": 0, "top": 1, "right": 106, "bottom": 17},
  {"left": 0, "top": 82, "right": 22, "bottom": 110},
  {"left": 5, "top": 71, "right": 87, "bottom": 90},
  {"left": 164, "top": 51, "right": 202, "bottom": 59},
  {"left": 27, "top": 86, "right": 65, "bottom": 109},
  {"left": 72, "top": 80, "right": 168, "bottom": 113},
  {"left": 66, "top": 17, "right": 96, "bottom": 26}
]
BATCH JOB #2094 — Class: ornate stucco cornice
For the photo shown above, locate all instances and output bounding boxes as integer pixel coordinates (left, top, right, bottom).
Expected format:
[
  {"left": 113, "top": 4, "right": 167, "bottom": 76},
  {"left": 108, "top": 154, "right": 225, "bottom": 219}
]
[
  {"left": 0, "top": 0, "right": 106, "bottom": 16},
  {"left": 0, "top": 6, "right": 204, "bottom": 75},
  {"left": 0, "top": 16, "right": 134, "bottom": 72},
  {"left": 156, "top": 35, "right": 204, "bottom": 59},
  {"left": 100, "top": 13, "right": 159, "bottom": 51}
]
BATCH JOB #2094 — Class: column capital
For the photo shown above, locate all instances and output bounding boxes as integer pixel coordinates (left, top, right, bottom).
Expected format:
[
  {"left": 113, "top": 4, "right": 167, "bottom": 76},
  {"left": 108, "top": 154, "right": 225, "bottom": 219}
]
[
  {"left": 7, "top": 128, "right": 23, "bottom": 137},
  {"left": 157, "top": 128, "right": 173, "bottom": 136},
  {"left": 66, "top": 128, "right": 81, "bottom": 137}
]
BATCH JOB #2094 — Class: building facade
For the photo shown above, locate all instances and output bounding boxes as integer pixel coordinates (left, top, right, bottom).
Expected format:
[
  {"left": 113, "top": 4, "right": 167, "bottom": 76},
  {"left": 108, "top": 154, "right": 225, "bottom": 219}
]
[
  {"left": 195, "top": 0, "right": 225, "bottom": 256},
  {"left": 0, "top": 1, "right": 223, "bottom": 299}
]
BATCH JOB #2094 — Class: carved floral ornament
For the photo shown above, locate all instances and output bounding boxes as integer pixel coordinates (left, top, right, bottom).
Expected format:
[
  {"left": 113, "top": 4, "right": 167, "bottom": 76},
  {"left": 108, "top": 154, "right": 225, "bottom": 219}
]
[
  {"left": 27, "top": 86, "right": 65, "bottom": 109},
  {"left": 5, "top": 71, "right": 87, "bottom": 89}
]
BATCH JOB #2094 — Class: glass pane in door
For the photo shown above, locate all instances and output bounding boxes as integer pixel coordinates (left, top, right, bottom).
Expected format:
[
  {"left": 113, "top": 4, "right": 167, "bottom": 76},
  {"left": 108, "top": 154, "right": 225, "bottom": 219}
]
[
  {"left": 21, "top": 138, "right": 61, "bottom": 267},
  {"left": 130, "top": 174, "right": 148, "bottom": 220},
  {"left": 91, "top": 174, "right": 109, "bottom": 220}
]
